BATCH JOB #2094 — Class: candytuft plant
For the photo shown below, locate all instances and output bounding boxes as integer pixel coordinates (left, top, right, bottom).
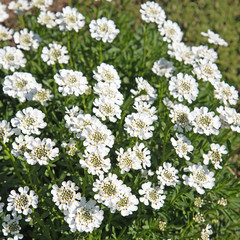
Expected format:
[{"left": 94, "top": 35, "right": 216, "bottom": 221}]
[{"left": 0, "top": 1, "right": 240, "bottom": 239}]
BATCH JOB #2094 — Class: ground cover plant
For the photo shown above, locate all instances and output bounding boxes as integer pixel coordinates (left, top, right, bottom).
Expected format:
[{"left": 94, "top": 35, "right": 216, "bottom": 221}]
[{"left": 0, "top": 0, "right": 240, "bottom": 239}]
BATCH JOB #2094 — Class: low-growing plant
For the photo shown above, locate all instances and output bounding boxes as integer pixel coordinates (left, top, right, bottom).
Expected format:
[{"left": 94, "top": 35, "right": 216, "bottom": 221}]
[{"left": 0, "top": 0, "right": 240, "bottom": 239}]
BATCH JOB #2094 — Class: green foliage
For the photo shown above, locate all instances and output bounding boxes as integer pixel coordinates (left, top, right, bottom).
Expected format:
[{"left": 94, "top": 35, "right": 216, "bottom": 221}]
[{"left": 0, "top": 0, "right": 239, "bottom": 239}]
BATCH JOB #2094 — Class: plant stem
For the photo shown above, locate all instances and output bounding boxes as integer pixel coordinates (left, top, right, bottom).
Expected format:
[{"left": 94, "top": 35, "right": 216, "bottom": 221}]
[
  {"left": 2, "top": 142, "right": 26, "bottom": 184},
  {"left": 47, "top": 165, "right": 56, "bottom": 183},
  {"left": 82, "top": 168, "right": 88, "bottom": 196},
  {"left": 67, "top": 31, "right": 73, "bottom": 68},
  {"left": 181, "top": 220, "right": 194, "bottom": 238},
  {"left": 99, "top": 40, "right": 102, "bottom": 64},
  {"left": 141, "top": 24, "right": 148, "bottom": 68},
  {"left": 24, "top": 162, "right": 36, "bottom": 191},
  {"left": 19, "top": 14, "right": 25, "bottom": 28},
  {"left": 162, "top": 124, "right": 172, "bottom": 162}
]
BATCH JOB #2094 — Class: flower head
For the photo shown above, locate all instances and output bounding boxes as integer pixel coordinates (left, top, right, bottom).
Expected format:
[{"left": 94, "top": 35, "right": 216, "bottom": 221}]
[
  {"left": 140, "top": 1, "right": 166, "bottom": 25},
  {"left": 156, "top": 162, "right": 180, "bottom": 187},
  {"left": 11, "top": 107, "right": 47, "bottom": 135},
  {"left": 0, "top": 46, "right": 27, "bottom": 71},
  {"left": 41, "top": 43, "right": 69, "bottom": 65},
  {"left": 171, "top": 133, "right": 193, "bottom": 161},
  {"left": 89, "top": 17, "right": 120, "bottom": 43},
  {"left": 14, "top": 28, "right": 41, "bottom": 51},
  {"left": 7, "top": 186, "right": 38, "bottom": 215},
  {"left": 51, "top": 181, "right": 81, "bottom": 211},
  {"left": 54, "top": 69, "right": 89, "bottom": 96},
  {"left": 183, "top": 163, "right": 215, "bottom": 194},
  {"left": 201, "top": 29, "right": 228, "bottom": 46},
  {"left": 139, "top": 182, "right": 166, "bottom": 209},
  {"left": 56, "top": 6, "right": 85, "bottom": 32}
]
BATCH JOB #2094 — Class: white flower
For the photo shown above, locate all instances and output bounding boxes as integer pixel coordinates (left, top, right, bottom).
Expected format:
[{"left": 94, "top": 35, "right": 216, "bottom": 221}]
[
  {"left": 8, "top": 0, "right": 32, "bottom": 14},
  {"left": 139, "top": 182, "right": 166, "bottom": 209},
  {"left": 133, "top": 101, "right": 158, "bottom": 121},
  {"left": 7, "top": 186, "right": 38, "bottom": 215},
  {"left": 190, "top": 106, "right": 221, "bottom": 135},
  {"left": 193, "top": 59, "right": 222, "bottom": 84},
  {"left": 41, "top": 43, "right": 69, "bottom": 65},
  {"left": 54, "top": 69, "right": 89, "bottom": 96},
  {"left": 171, "top": 133, "right": 193, "bottom": 161},
  {"left": 56, "top": 6, "right": 85, "bottom": 32},
  {"left": 158, "top": 20, "right": 183, "bottom": 43},
  {"left": 14, "top": 28, "right": 41, "bottom": 51},
  {"left": 81, "top": 122, "right": 114, "bottom": 150},
  {"left": 156, "top": 162, "right": 180, "bottom": 187},
  {"left": 193, "top": 212, "right": 205, "bottom": 223},
  {"left": 141, "top": 169, "right": 154, "bottom": 179},
  {"left": 116, "top": 147, "right": 142, "bottom": 174},
  {"left": 37, "top": 11, "right": 57, "bottom": 28},
  {"left": 93, "top": 96, "right": 122, "bottom": 122},
  {"left": 115, "top": 186, "right": 139, "bottom": 216},
  {"left": 2, "top": 213, "right": 23, "bottom": 239},
  {"left": 169, "top": 103, "right": 192, "bottom": 132},
  {"left": 11, "top": 135, "right": 34, "bottom": 158},
  {"left": 168, "top": 41, "right": 195, "bottom": 65},
  {"left": 200, "top": 224, "right": 213, "bottom": 240},
  {"left": 169, "top": 73, "right": 199, "bottom": 103},
  {"left": 80, "top": 148, "right": 111, "bottom": 176},
  {"left": 61, "top": 138, "right": 78, "bottom": 156},
  {"left": 191, "top": 45, "right": 218, "bottom": 63},
  {"left": 203, "top": 143, "right": 228, "bottom": 169},
  {"left": 32, "top": 87, "right": 53, "bottom": 106},
  {"left": 217, "top": 197, "right": 228, "bottom": 206},
  {"left": 24, "top": 137, "right": 59, "bottom": 165},
  {"left": 11, "top": 107, "right": 47, "bottom": 135},
  {"left": 93, "top": 63, "right": 121, "bottom": 88},
  {"left": 89, "top": 17, "right": 120, "bottom": 43},
  {"left": 213, "top": 81, "right": 238, "bottom": 106},
  {"left": 183, "top": 163, "right": 215, "bottom": 194},
  {"left": 92, "top": 173, "right": 122, "bottom": 208},
  {"left": 51, "top": 181, "right": 81, "bottom": 211},
  {"left": 93, "top": 82, "right": 123, "bottom": 105},
  {"left": 133, "top": 142, "right": 151, "bottom": 169},
  {"left": 124, "top": 112, "right": 155, "bottom": 140},
  {"left": 0, "top": 196, "right": 4, "bottom": 213},
  {"left": 32, "top": 0, "right": 53, "bottom": 10},
  {"left": 131, "top": 77, "right": 158, "bottom": 104},
  {"left": 0, "top": 3, "right": 9, "bottom": 22},
  {"left": 216, "top": 106, "right": 240, "bottom": 133},
  {"left": 0, "top": 46, "right": 27, "bottom": 71},
  {"left": 0, "top": 120, "right": 14, "bottom": 144},
  {"left": 201, "top": 29, "right": 228, "bottom": 46},
  {"left": 64, "top": 198, "right": 104, "bottom": 233},
  {"left": 0, "top": 25, "right": 13, "bottom": 41},
  {"left": 3, "top": 72, "right": 40, "bottom": 102},
  {"left": 67, "top": 113, "right": 102, "bottom": 138},
  {"left": 140, "top": 1, "right": 166, "bottom": 25},
  {"left": 152, "top": 58, "right": 175, "bottom": 78},
  {"left": 162, "top": 97, "right": 174, "bottom": 110}
]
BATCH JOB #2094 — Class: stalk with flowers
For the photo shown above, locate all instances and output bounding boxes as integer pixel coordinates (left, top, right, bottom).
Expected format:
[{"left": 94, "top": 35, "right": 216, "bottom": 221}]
[{"left": 0, "top": 0, "right": 240, "bottom": 239}]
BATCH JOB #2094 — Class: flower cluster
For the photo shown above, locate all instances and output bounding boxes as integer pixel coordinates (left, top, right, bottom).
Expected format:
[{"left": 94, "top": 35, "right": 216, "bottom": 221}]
[
  {"left": 7, "top": 186, "right": 38, "bottom": 215},
  {"left": 116, "top": 142, "right": 151, "bottom": 174},
  {"left": 0, "top": 46, "right": 26, "bottom": 71},
  {"left": 89, "top": 17, "right": 120, "bottom": 43},
  {"left": 93, "top": 63, "right": 123, "bottom": 122},
  {"left": 124, "top": 77, "right": 158, "bottom": 140},
  {"left": 93, "top": 173, "right": 138, "bottom": 216},
  {"left": 12, "top": 135, "right": 59, "bottom": 165},
  {"left": 54, "top": 69, "right": 89, "bottom": 96},
  {"left": 0, "top": 0, "right": 239, "bottom": 239},
  {"left": 51, "top": 181, "right": 104, "bottom": 233}
]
